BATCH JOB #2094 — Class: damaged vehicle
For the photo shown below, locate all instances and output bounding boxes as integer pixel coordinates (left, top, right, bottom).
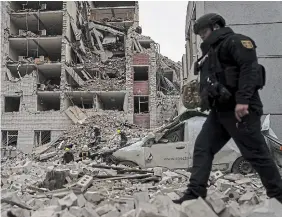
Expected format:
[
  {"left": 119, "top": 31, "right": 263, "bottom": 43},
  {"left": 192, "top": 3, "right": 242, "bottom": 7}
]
[{"left": 113, "top": 110, "right": 282, "bottom": 175}]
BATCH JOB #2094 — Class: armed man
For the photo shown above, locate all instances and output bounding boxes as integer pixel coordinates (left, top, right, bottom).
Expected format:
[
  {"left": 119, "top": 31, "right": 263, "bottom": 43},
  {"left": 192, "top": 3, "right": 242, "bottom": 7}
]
[{"left": 173, "top": 13, "right": 282, "bottom": 204}]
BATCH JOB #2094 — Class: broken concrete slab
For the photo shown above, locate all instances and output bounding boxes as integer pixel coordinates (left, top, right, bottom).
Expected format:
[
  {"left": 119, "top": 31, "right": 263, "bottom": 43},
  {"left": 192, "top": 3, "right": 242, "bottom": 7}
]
[
  {"left": 153, "top": 167, "right": 163, "bottom": 177},
  {"left": 69, "top": 206, "right": 84, "bottom": 217},
  {"left": 216, "top": 179, "right": 233, "bottom": 192},
  {"left": 95, "top": 204, "right": 117, "bottom": 216},
  {"left": 244, "top": 198, "right": 282, "bottom": 217},
  {"left": 39, "top": 151, "right": 57, "bottom": 161},
  {"left": 181, "top": 197, "right": 218, "bottom": 217},
  {"left": 224, "top": 173, "right": 244, "bottom": 182},
  {"left": 206, "top": 191, "right": 226, "bottom": 214},
  {"left": 61, "top": 210, "right": 76, "bottom": 217},
  {"left": 77, "top": 194, "right": 87, "bottom": 207},
  {"left": 235, "top": 178, "right": 252, "bottom": 185},
  {"left": 49, "top": 197, "right": 60, "bottom": 206},
  {"left": 84, "top": 191, "right": 102, "bottom": 203},
  {"left": 238, "top": 192, "right": 259, "bottom": 205},
  {"left": 31, "top": 206, "right": 61, "bottom": 217},
  {"left": 159, "top": 176, "right": 172, "bottom": 184},
  {"left": 166, "top": 192, "right": 180, "bottom": 200},
  {"left": 65, "top": 106, "right": 87, "bottom": 124},
  {"left": 2, "top": 208, "right": 31, "bottom": 217},
  {"left": 219, "top": 201, "right": 241, "bottom": 217},
  {"left": 135, "top": 202, "right": 163, "bottom": 217},
  {"left": 58, "top": 192, "right": 78, "bottom": 208},
  {"left": 82, "top": 203, "right": 100, "bottom": 217},
  {"left": 150, "top": 195, "right": 187, "bottom": 217},
  {"left": 133, "top": 191, "right": 150, "bottom": 208},
  {"left": 101, "top": 210, "right": 120, "bottom": 217},
  {"left": 163, "top": 171, "right": 180, "bottom": 178},
  {"left": 120, "top": 210, "right": 136, "bottom": 217}
]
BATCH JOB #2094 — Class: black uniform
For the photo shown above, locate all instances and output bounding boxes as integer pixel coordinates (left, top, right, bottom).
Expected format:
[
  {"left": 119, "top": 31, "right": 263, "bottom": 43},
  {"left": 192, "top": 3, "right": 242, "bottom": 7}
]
[
  {"left": 177, "top": 27, "right": 282, "bottom": 203},
  {"left": 119, "top": 131, "right": 128, "bottom": 147}
]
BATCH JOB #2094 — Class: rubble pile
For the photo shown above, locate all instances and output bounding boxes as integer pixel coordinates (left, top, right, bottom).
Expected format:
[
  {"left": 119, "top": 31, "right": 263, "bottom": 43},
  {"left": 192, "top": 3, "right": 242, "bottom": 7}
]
[
  {"left": 77, "top": 77, "right": 126, "bottom": 91},
  {"left": 60, "top": 111, "right": 149, "bottom": 149},
  {"left": 10, "top": 30, "right": 38, "bottom": 38},
  {"left": 2, "top": 158, "right": 281, "bottom": 217},
  {"left": 78, "top": 56, "right": 126, "bottom": 91}
]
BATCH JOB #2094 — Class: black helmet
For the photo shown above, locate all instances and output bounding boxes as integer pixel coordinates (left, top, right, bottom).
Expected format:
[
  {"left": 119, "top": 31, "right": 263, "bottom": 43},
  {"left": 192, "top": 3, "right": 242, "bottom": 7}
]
[{"left": 193, "top": 13, "right": 225, "bottom": 34}]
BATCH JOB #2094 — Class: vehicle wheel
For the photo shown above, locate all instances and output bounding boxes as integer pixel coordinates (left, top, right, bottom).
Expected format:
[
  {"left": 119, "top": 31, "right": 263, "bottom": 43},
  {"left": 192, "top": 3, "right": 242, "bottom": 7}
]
[
  {"left": 232, "top": 157, "right": 254, "bottom": 175},
  {"left": 119, "top": 161, "right": 139, "bottom": 168}
]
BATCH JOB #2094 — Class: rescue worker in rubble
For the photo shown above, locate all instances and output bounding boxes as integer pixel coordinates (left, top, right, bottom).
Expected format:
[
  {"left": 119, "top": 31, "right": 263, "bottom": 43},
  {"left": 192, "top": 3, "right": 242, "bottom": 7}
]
[
  {"left": 116, "top": 129, "right": 127, "bottom": 148},
  {"left": 62, "top": 147, "right": 74, "bottom": 164},
  {"left": 79, "top": 145, "right": 91, "bottom": 160},
  {"left": 89, "top": 126, "right": 101, "bottom": 147},
  {"left": 173, "top": 13, "right": 282, "bottom": 204},
  {"left": 113, "top": 129, "right": 128, "bottom": 148}
]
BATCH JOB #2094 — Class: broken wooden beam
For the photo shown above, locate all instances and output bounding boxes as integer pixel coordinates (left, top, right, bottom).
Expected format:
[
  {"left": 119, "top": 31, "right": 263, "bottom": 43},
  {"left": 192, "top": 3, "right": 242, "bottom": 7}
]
[
  {"left": 90, "top": 164, "right": 153, "bottom": 174},
  {"left": 1, "top": 198, "right": 33, "bottom": 210},
  {"left": 89, "top": 22, "right": 124, "bottom": 36},
  {"left": 93, "top": 174, "right": 152, "bottom": 181},
  {"left": 133, "top": 39, "right": 141, "bottom": 52},
  {"left": 93, "top": 29, "right": 104, "bottom": 52}
]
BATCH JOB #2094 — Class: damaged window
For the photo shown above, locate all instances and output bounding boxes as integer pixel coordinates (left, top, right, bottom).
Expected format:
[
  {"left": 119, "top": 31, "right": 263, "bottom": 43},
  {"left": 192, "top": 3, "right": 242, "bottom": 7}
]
[
  {"left": 9, "top": 38, "right": 62, "bottom": 62},
  {"left": 1, "top": 131, "right": 18, "bottom": 147},
  {"left": 65, "top": 93, "right": 96, "bottom": 109},
  {"left": 139, "top": 41, "right": 151, "bottom": 49},
  {"left": 134, "top": 96, "right": 149, "bottom": 113},
  {"left": 5, "top": 96, "right": 21, "bottom": 112},
  {"left": 97, "top": 93, "right": 125, "bottom": 111},
  {"left": 157, "top": 70, "right": 179, "bottom": 95},
  {"left": 34, "top": 131, "right": 51, "bottom": 147},
  {"left": 37, "top": 66, "right": 61, "bottom": 91},
  {"left": 6, "top": 64, "right": 34, "bottom": 80},
  {"left": 37, "top": 93, "right": 60, "bottom": 111},
  {"left": 134, "top": 66, "right": 149, "bottom": 81},
  {"left": 10, "top": 1, "right": 63, "bottom": 12}
]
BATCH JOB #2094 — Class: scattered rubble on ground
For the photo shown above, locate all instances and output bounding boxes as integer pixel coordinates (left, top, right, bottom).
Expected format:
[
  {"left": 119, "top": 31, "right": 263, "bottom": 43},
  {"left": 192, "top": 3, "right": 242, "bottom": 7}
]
[{"left": 2, "top": 153, "right": 281, "bottom": 217}]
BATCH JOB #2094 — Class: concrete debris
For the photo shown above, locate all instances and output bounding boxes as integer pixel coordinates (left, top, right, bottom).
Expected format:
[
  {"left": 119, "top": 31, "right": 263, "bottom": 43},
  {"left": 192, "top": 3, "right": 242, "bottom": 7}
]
[
  {"left": 206, "top": 191, "right": 226, "bottom": 214},
  {"left": 0, "top": 160, "right": 276, "bottom": 217},
  {"left": 238, "top": 192, "right": 260, "bottom": 205},
  {"left": 84, "top": 191, "right": 102, "bottom": 203},
  {"left": 1, "top": 3, "right": 278, "bottom": 217},
  {"left": 181, "top": 197, "right": 218, "bottom": 217},
  {"left": 58, "top": 192, "right": 78, "bottom": 208}
]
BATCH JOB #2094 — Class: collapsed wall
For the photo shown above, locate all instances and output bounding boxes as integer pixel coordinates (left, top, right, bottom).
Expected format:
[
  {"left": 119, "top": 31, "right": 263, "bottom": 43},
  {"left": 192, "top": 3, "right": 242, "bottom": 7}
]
[{"left": 1, "top": 1, "right": 181, "bottom": 154}]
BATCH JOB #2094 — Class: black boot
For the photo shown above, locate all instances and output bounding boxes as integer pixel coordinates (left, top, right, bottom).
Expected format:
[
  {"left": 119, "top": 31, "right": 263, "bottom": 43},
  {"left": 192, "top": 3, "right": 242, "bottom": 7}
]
[{"left": 172, "top": 192, "right": 198, "bottom": 204}]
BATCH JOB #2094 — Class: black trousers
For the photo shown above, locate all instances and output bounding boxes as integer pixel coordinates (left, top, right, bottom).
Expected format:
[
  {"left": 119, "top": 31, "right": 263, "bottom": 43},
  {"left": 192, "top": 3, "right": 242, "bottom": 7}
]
[{"left": 187, "top": 109, "right": 282, "bottom": 201}]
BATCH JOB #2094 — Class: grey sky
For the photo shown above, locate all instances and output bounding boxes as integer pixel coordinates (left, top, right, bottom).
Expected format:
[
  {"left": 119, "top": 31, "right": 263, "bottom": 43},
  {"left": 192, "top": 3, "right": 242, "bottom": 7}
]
[{"left": 139, "top": 1, "right": 187, "bottom": 62}]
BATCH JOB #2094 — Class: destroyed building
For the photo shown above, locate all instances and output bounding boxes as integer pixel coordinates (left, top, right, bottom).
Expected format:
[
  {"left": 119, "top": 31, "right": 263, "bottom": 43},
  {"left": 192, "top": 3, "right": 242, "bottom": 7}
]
[
  {"left": 1, "top": 1, "right": 181, "bottom": 154},
  {"left": 182, "top": 1, "right": 282, "bottom": 138}
]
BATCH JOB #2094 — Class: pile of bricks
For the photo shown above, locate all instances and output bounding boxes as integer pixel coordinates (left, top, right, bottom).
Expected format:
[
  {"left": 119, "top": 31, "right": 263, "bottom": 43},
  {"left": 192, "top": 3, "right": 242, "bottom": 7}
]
[{"left": 1, "top": 158, "right": 281, "bottom": 217}]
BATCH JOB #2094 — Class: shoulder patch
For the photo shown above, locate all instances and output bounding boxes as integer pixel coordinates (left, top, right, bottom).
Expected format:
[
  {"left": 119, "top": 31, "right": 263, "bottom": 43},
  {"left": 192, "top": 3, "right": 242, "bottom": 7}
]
[{"left": 241, "top": 40, "right": 254, "bottom": 49}]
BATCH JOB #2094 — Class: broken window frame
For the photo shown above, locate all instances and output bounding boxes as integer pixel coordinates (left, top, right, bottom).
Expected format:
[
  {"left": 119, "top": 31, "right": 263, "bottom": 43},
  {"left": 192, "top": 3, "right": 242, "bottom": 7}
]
[
  {"left": 4, "top": 96, "right": 21, "bottom": 112},
  {"left": 133, "top": 66, "right": 149, "bottom": 81},
  {"left": 34, "top": 130, "right": 51, "bottom": 147},
  {"left": 134, "top": 96, "right": 149, "bottom": 114},
  {"left": 1, "top": 131, "right": 18, "bottom": 147},
  {"left": 37, "top": 94, "right": 61, "bottom": 111}
]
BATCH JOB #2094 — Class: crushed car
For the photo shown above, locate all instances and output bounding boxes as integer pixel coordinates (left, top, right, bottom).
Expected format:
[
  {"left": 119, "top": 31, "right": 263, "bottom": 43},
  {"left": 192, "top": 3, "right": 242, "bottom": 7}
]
[{"left": 113, "top": 109, "right": 282, "bottom": 175}]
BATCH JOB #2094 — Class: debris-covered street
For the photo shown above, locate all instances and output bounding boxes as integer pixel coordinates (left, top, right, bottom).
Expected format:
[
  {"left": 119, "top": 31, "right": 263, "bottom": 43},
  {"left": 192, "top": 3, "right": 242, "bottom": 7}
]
[
  {"left": 1, "top": 1, "right": 282, "bottom": 217},
  {"left": 2, "top": 150, "right": 281, "bottom": 217}
]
